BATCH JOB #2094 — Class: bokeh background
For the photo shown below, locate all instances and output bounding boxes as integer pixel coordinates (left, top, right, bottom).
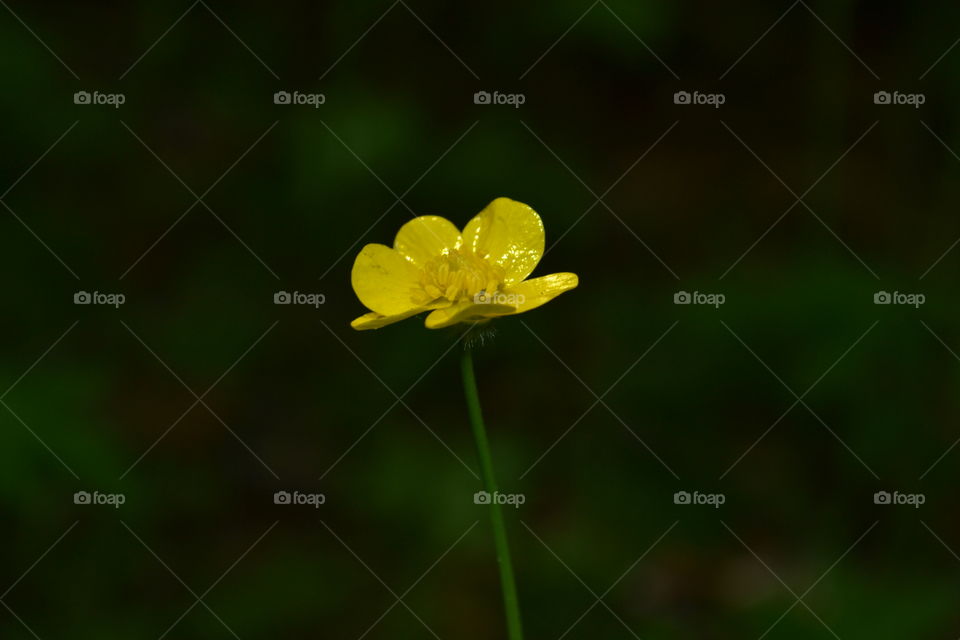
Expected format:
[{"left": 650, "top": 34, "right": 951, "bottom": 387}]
[{"left": 1, "top": 1, "right": 959, "bottom": 637}]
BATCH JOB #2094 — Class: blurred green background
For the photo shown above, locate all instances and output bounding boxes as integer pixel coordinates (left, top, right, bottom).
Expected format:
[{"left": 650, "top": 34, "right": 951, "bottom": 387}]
[{"left": 1, "top": 0, "right": 959, "bottom": 637}]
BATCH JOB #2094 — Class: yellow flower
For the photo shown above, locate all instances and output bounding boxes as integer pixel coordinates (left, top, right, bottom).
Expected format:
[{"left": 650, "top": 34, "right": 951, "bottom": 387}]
[{"left": 350, "top": 197, "right": 578, "bottom": 330}]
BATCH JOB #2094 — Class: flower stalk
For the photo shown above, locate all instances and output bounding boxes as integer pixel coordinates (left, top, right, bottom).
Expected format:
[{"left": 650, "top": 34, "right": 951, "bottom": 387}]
[{"left": 460, "top": 344, "right": 524, "bottom": 640}]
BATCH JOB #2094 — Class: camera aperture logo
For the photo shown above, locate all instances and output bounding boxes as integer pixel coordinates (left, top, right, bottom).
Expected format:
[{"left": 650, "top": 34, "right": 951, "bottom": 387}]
[
  {"left": 274, "top": 490, "right": 325, "bottom": 508},
  {"left": 873, "top": 91, "right": 924, "bottom": 108},
  {"left": 74, "top": 90, "right": 125, "bottom": 108},
  {"left": 274, "top": 291, "right": 326, "bottom": 308},
  {"left": 274, "top": 90, "right": 325, "bottom": 108},
  {"left": 674, "top": 90, "right": 725, "bottom": 108},
  {"left": 74, "top": 490, "right": 125, "bottom": 508},
  {"left": 674, "top": 290, "right": 725, "bottom": 308},
  {"left": 874, "top": 490, "right": 924, "bottom": 508},
  {"left": 473, "top": 291, "right": 525, "bottom": 306},
  {"left": 474, "top": 490, "right": 525, "bottom": 508},
  {"left": 674, "top": 490, "right": 725, "bottom": 508},
  {"left": 473, "top": 90, "right": 525, "bottom": 108},
  {"left": 873, "top": 290, "right": 924, "bottom": 308},
  {"left": 74, "top": 291, "right": 125, "bottom": 308}
]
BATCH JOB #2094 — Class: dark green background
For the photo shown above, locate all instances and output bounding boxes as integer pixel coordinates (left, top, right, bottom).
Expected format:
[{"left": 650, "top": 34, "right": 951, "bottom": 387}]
[{"left": 2, "top": 1, "right": 959, "bottom": 637}]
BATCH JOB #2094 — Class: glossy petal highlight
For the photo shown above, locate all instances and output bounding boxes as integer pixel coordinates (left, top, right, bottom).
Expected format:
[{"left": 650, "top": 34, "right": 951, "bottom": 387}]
[
  {"left": 501, "top": 272, "right": 578, "bottom": 314},
  {"left": 393, "top": 215, "right": 462, "bottom": 267},
  {"left": 462, "top": 198, "right": 544, "bottom": 285}
]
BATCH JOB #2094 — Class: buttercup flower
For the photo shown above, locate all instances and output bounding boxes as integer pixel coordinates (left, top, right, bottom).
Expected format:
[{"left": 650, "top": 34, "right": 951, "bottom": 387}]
[{"left": 350, "top": 197, "right": 578, "bottom": 330}]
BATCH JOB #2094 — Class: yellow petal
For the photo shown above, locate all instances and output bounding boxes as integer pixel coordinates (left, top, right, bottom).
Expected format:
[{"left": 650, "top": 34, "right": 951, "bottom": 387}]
[
  {"left": 351, "top": 243, "right": 421, "bottom": 316},
  {"left": 424, "top": 301, "right": 516, "bottom": 329},
  {"left": 500, "top": 272, "right": 578, "bottom": 314},
  {"left": 462, "top": 197, "right": 545, "bottom": 285},
  {"left": 393, "top": 216, "right": 462, "bottom": 267},
  {"left": 351, "top": 309, "right": 423, "bottom": 331},
  {"left": 351, "top": 299, "right": 454, "bottom": 331}
]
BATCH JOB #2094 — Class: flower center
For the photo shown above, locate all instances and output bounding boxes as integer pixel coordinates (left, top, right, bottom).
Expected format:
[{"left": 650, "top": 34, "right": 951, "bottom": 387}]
[{"left": 412, "top": 249, "right": 505, "bottom": 305}]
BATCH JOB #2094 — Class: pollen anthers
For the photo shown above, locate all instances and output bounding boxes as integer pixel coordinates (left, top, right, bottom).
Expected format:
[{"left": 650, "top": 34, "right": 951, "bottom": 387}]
[{"left": 412, "top": 248, "right": 505, "bottom": 305}]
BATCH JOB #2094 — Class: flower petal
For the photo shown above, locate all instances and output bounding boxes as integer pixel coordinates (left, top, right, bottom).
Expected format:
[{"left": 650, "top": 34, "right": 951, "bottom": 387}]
[
  {"left": 351, "top": 309, "right": 421, "bottom": 331},
  {"left": 461, "top": 197, "right": 545, "bottom": 285},
  {"left": 393, "top": 216, "right": 462, "bottom": 267},
  {"left": 351, "top": 243, "right": 422, "bottom": 316},
  {"left": 424, "top": 301, "right": 516, "bottom": 329},
  {"left": 351, "top": 299, "right": 454, "bottom": 331},
  {"left": 500, "top": 272, "right": 578, "bottom": 314}
]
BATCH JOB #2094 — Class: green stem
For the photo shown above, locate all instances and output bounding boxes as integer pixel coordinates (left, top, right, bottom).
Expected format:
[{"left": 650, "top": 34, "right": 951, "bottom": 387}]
[{"left": 460, "top": 346, "right": 524, "bottom": 640}]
